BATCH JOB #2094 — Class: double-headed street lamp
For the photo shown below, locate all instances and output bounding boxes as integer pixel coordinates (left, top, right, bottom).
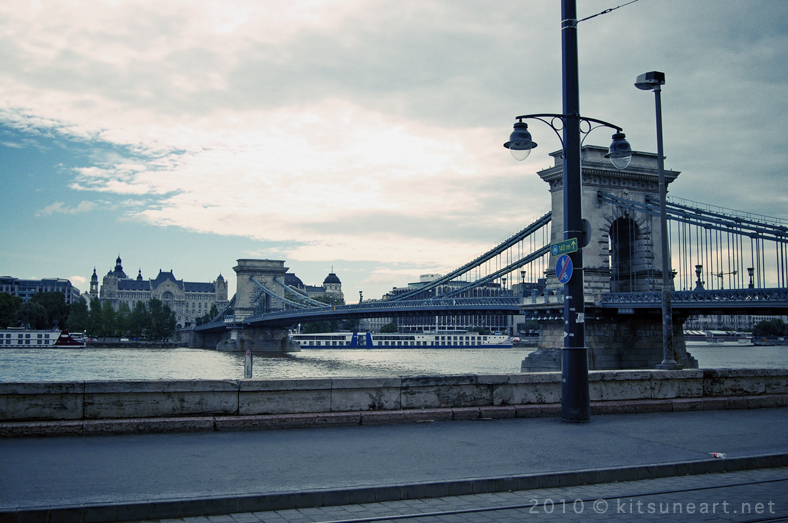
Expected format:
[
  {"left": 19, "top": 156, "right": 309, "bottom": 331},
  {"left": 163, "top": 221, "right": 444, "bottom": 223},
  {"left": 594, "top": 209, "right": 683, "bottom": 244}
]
[
  {"left": 503, "top": 0, "right": 632, "bottom": 423},
  {"left": 635, "top": 71, "right": 679, "bottom": 370}
]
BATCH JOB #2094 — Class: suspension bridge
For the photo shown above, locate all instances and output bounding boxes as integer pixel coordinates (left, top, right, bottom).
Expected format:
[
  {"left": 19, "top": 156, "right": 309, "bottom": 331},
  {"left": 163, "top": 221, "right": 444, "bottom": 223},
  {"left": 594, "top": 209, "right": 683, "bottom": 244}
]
[{"left": 192, "top": 146, "right": 788, "bottom": 370}]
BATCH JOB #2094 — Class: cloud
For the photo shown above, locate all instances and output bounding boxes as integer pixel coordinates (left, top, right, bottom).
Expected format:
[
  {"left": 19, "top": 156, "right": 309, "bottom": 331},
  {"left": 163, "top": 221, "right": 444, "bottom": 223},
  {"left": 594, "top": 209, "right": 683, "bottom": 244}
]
[
  {"left": 2, "top": 0, "right": 788, "bottom": 299},
  {"left": 36, "top": 201, "right": 96, "bottom": 217}
]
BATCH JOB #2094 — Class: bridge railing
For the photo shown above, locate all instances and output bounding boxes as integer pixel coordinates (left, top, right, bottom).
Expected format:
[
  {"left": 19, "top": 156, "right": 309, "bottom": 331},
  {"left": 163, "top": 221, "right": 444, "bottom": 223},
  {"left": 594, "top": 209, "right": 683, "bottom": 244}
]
[{"left": 601, "top": 288, "right": 788, "bottom": 306}]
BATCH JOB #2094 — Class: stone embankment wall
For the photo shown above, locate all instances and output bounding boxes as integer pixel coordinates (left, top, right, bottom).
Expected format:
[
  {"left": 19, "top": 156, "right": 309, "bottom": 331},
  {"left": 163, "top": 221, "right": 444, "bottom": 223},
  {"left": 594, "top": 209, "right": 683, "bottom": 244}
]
[{"left": 1, "top": 369, "right": 786, "bottom": 436}]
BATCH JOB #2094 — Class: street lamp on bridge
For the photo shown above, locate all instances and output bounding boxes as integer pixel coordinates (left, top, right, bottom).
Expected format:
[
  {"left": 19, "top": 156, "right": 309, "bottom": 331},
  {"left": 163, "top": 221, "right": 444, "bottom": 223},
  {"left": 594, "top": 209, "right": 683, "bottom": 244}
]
[{"left": 503, "top": 0, "right": 632, "bottom": 423}]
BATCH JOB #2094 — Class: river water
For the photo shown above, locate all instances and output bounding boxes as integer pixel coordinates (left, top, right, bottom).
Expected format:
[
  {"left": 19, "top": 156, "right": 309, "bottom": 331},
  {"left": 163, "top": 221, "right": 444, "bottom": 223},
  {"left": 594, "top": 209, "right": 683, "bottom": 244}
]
[{"left": 0, "top": 344, "right": 787, "bottom": 382}]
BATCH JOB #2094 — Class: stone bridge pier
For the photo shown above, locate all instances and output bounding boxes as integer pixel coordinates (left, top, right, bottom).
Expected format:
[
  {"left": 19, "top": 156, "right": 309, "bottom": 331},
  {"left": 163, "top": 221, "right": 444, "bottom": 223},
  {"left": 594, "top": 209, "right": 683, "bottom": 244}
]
[
  {"left": 215, "top": 259, "right": 300, "bottom": 354},
  {"left": 522, "top": 146, "right": 697, "bottom": 371}
]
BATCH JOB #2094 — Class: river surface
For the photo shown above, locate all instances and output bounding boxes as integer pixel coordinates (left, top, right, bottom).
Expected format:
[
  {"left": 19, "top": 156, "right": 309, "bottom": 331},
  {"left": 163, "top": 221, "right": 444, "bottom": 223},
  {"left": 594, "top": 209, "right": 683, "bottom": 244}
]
[{"left": 0, "top": 343, "right": 787, "bottom": 382}]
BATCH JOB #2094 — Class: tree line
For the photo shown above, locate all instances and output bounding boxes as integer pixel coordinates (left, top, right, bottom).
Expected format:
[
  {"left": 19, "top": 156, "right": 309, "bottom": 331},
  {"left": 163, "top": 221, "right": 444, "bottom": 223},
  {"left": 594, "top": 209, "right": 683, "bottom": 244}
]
[
  {"left": 0, "top": 292, "right": 177, "bottom": 341},
  {"left": 752, "top": 318, "right": 788, "bottom": 338}
]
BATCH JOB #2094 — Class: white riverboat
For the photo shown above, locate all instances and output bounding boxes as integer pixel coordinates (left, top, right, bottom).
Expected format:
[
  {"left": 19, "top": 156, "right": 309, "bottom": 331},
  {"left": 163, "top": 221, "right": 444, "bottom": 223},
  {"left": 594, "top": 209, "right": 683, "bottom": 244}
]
[
  {"left": 0, "top": 329, "right": 86, "bottom": 348},
  {"left": 290, "top": 332, "right": 513, "bottom": 349}
]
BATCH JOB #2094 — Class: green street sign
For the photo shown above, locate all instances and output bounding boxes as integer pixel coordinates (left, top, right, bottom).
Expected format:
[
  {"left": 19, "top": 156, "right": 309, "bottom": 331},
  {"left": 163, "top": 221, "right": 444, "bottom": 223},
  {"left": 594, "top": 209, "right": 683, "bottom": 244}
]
[{"left": 551, "top": 238, "right": 578, "bottom": 256}]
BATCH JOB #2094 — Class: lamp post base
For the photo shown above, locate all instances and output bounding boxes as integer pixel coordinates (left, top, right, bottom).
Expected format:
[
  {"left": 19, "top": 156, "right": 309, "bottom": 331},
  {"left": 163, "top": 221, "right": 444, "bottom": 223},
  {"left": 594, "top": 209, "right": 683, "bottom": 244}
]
[
  {"left": 656, "top": 360, "right": 681, "bottom": 370},
  {"left": 561, "top": 346, "right": 590, "bottom": 423}
]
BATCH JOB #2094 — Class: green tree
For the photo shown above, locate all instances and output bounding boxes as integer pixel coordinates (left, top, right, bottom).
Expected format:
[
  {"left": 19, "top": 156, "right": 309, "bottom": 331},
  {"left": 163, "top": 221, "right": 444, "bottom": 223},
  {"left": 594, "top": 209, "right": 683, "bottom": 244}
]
[
  {"left": 129, "top": 301, "right": 150, "bottom": 339},
  {"left": 163, "top": 304, "right": 177, "bottom": 338},
  {"left": 15, "top": 301, "right": 49, "bottom": 329},
  {"left": 301, "top": 321, "right": 334, "bottom": 334},
  {"left": 100, "top": 301, "right": 117, "bottom": 338},
  {"left": 87, "top": 298, "right": 103, "bottom": 338},
  {"left": 66, "top": 297, "right": 89, "bottom": 332},
  {"left": 380, "top": 322, "right": 398, "bottom": 333},
  {"left": 116, "top": 302, "right": 131, "bottom": 337},
  {"left": 0, "top": 292, "right": 22, "bottom": 328},
  {"left": 31, "top": 292, "right": 69, "bottom": 328},
  {"left": 195, "top": 304, "right": 219, "bottom": 326},
  {"left": 206, "top": 304, "right": 218, "bottom": 322},
  {"left": 340, "top": 318, "right": 359, "bottom": 331},
  {"left": 301, "top": 295, "right": 342, "bottom": 333},
  {"left": 148, "top": 298, "right": 176, "bottom": 341},
  {"left": 753, "top": 319, "right": 787, "bottom": 338}
]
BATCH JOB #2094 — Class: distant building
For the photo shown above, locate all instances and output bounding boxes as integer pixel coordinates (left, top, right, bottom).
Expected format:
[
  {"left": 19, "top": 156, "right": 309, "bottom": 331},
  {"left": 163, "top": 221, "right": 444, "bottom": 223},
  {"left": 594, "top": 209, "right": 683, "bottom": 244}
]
[
  {"left": 684, "top": 314, "right": 788, "bottom": 332},
  {"left": 284, "top": 270, "right": 344, "bottom": 303},
  {"left": 89, "top": 256, "right": 229, "bottom": 327},
  {"left": 0, "top": 276, "right": 81, "bottom": 304},
  {"left": 383, "top": 274, "right": 518, "bottom": 334}
]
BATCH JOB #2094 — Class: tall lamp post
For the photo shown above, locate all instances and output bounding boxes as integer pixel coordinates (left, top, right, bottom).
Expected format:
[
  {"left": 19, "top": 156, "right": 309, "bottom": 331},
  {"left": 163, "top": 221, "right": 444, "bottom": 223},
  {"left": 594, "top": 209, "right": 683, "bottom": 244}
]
[
  {"left": 504, "top": 0, "right": 632, "bottom": 423},
  {"left": 636, "top": 71, "right": 679, "bottom": 370}
]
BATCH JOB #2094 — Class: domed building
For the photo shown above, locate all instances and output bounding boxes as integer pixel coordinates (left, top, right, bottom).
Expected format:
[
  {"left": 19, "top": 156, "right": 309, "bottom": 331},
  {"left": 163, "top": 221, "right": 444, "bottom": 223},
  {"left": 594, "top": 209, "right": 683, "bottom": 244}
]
[
  {"left": 323, "top": 272, "right": 342, "bottom": 294},
  {"left": 284, "top": 269, "right": 344, "bottom": 304},
  {"left": 89, "top": 256, "right": 229, "bottom": 327}
]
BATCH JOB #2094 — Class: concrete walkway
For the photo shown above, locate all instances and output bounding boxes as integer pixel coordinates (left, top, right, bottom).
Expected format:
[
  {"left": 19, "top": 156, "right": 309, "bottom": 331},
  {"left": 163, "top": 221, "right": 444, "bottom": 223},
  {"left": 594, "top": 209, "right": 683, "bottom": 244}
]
[
  {"left": 142, "top": 467, "right": 788, "bottom": 523},
  {"left": 2, "top": 408, "right": 787, "bottom": 522}
]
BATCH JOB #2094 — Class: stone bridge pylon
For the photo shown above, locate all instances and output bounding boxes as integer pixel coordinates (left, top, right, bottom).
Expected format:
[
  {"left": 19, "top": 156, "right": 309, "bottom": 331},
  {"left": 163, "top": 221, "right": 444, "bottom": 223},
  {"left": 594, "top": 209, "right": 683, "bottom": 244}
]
[
  {"left": 216, "top": 259, "right": 300, "bottom": 353},
  {"left": 523, "top": 146, "right": 698, "bottom": 371}
]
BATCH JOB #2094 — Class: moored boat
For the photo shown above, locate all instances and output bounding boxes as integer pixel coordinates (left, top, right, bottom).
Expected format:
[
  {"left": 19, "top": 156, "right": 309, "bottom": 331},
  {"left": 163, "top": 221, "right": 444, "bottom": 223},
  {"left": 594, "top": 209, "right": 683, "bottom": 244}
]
[
  {"left": 290, "top": 331, "right": 512, "bottom": 349},
  {"left": 0, "top": 329, "right": 86, "bottom": 348}
]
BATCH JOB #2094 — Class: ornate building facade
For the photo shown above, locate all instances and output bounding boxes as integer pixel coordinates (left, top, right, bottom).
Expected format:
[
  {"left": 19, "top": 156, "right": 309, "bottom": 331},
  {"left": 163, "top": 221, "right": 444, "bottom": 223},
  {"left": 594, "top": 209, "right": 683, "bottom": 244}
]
[{"left": 89, "top": 256, "right": 229, "bottom": 327}]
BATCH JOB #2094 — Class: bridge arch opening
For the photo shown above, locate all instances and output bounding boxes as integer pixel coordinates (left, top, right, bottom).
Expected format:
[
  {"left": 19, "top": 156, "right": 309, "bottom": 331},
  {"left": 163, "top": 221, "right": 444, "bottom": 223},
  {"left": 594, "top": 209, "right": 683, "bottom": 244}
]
[{"left": 609, "top": 217, "right": 642, "bottom": 292}]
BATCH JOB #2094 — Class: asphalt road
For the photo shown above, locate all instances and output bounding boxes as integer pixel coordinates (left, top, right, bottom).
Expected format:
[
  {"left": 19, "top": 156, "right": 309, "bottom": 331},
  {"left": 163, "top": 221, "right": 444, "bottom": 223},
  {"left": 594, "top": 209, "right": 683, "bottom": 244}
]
[{"left": 2, "top": 408, "right": 787, "bottom": 511}]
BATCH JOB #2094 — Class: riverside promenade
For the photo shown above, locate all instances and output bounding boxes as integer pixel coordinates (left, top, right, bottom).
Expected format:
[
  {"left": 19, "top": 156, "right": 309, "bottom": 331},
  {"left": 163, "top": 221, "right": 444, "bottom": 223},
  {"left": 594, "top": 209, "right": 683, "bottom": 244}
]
[{"left": 1, "top": 408, "right": 787, "bottom": 523}]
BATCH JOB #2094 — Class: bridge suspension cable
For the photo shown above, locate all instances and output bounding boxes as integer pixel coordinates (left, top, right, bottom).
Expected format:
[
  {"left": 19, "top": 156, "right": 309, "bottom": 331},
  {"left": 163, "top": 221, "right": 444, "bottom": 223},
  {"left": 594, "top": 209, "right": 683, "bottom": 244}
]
[
  {"left": 598, "top": 191, "right": 788, "bottom": 292},
  {"left": 271, "top": 277, "right": 333, "bottom": 308},
  {"left": 389, "top": 211, "right": 552, "bottom": 301},
  {"left": 250, "top": 277, "right": 321, "bottom": 310},
  {"left": 440, "top": 245, "right": 551, "bottom": 298},
  {"left": 205, "top": 295, "right": 236, "bottom": 324}
]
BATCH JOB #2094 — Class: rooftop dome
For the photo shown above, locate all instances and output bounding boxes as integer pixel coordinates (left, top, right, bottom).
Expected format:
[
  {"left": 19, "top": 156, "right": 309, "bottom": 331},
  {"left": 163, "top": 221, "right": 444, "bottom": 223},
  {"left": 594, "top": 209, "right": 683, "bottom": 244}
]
[
  {"left": 285, "top": 273, "right": 304, "bottom": 287},
  {"left": 323, "top": 272, "right": 341, "bottom": 285}
]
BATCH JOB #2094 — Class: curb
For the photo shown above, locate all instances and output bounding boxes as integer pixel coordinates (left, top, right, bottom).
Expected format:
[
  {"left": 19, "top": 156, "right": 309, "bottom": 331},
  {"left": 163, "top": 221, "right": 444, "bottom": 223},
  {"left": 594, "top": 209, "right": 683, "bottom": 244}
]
[
  {"left": 2, "top": 453, "right": 787, "bottom": 523},
  {"left": 2, "top": 395, "right": 787, "bottom": 437}
]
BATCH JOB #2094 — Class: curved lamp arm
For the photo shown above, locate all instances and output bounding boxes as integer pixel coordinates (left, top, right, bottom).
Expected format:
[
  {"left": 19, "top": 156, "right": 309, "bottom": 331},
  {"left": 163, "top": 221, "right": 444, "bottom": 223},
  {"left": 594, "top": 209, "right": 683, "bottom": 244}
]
[{"left": 504, "top": 113, "right": 631, "bottom": 169}]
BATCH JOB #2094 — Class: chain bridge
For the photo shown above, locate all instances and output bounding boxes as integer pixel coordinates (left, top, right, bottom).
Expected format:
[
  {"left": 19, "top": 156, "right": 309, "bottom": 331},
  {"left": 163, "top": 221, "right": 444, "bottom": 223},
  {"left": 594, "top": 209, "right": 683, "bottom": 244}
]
[{"left": 192, "top": 147, "right": 788, "bottom": 370}]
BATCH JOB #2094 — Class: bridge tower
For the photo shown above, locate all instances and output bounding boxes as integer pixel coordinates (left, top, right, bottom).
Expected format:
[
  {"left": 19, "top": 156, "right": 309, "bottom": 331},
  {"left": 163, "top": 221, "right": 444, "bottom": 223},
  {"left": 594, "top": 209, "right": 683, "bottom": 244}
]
[
  {"left": 233, "top": 259, "right": 289, "bottom": 320},
  {"left": 215, "top": 259, "right": 300, "bottom": 353},
  {"left": 523, "top": 146, "right": 698, "bottom": 371}
]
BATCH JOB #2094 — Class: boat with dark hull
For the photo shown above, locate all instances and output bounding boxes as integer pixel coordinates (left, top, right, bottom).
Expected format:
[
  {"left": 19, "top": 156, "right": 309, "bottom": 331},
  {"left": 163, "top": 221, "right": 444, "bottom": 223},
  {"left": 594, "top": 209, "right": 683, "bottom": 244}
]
[{"left": 0, "top": 329, "right": 86, "bottom": 348}]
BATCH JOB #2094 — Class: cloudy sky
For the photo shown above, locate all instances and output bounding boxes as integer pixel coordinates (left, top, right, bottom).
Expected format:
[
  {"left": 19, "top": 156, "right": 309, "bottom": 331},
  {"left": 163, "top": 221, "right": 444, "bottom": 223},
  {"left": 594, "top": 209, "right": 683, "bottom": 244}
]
[{"left": 1, "top": 0, "right": 786, "bottom": 301}]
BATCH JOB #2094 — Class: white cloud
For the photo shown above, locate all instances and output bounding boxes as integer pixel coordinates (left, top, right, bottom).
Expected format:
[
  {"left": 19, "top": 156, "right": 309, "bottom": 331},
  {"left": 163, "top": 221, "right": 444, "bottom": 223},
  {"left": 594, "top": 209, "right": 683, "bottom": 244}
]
[
  {"left": 36, "top": 201, "right": 96, "bottom": 217},
  {"left": 2, "top": 0, "right": 788, "bottom": 299}
]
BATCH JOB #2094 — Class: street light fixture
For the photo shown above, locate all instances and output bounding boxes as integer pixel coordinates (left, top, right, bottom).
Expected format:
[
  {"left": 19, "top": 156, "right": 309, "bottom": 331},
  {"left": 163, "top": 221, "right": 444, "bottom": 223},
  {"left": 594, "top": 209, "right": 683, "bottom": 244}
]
[
  {"left": 635, "top": 70, "right": 679, "bottom": 370},
  {"left": 505, "top": 115, "right": 632, "bottom": 170},
  {"left": 503, "top": 0, "right": 632, "bottom": 423},
  {"left": 521, "top": 270, "right": 526, "bottom": 298}
]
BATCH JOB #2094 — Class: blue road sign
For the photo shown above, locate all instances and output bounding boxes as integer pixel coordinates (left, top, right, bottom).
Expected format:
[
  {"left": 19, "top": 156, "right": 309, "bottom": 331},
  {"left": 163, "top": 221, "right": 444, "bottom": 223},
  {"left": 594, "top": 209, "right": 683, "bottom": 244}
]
[{"left": 556, "top": 254, "right": 573, "bottom": 284}]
